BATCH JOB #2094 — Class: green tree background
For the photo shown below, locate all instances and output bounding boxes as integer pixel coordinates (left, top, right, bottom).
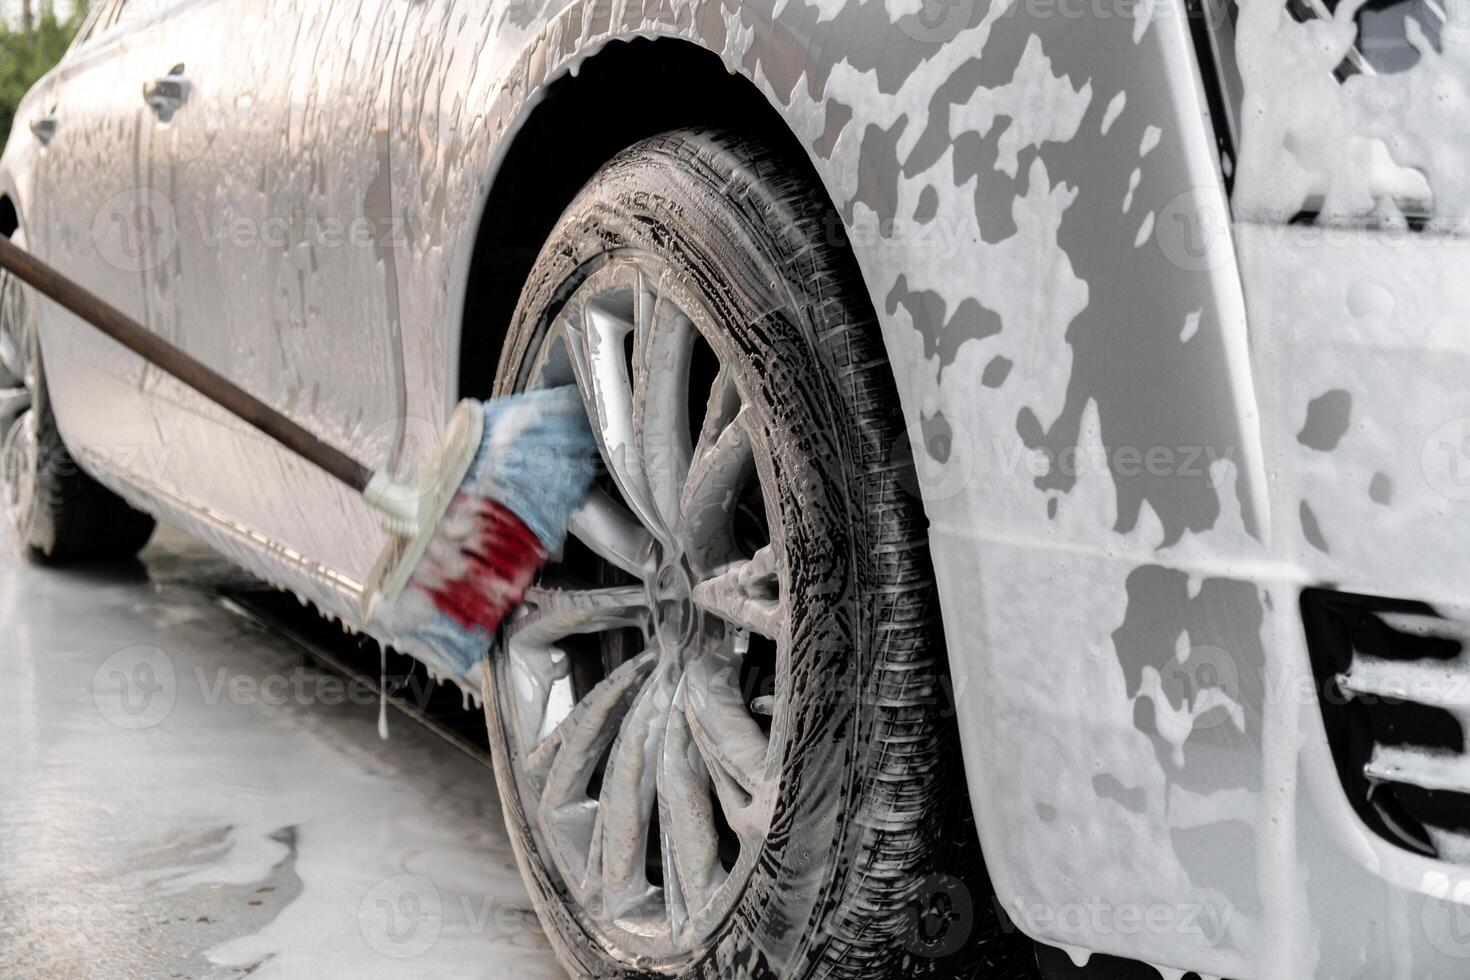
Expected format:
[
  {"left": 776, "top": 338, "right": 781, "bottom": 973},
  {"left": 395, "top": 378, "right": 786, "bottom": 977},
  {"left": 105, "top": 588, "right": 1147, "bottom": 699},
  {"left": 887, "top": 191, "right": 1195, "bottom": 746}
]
[{"left": 0, "top": 3, "right": 88, "bottom": 147}]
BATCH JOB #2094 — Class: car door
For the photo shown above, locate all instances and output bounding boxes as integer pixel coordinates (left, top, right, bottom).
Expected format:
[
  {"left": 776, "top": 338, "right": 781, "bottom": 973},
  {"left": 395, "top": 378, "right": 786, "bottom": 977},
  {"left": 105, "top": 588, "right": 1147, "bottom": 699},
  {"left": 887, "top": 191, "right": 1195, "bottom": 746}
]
[
  {"left": 133, "top": 0, "right": 411, "bottom": 587},
  {"left": 26, "top": 0, "right": 178, "bottom": 489}
]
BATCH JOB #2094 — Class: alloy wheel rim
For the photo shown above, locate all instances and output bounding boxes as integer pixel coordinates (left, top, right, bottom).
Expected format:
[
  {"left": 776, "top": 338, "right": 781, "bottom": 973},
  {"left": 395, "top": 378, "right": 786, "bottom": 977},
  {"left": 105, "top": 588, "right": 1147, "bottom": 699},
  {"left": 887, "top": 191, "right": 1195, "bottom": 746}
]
[
  {"left": 0, "top": 258, "right": 38, "bottom": 537},
  {"left": 498, "top": 256, "right": 788, "bottom": 959}
]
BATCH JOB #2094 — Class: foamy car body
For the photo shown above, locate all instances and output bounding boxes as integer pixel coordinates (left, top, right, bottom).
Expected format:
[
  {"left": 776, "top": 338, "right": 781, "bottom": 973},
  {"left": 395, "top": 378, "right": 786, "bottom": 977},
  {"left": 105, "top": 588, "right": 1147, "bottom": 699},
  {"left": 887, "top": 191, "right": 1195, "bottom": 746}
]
[{"left": 3, "top": 0, "right": 1469, "bottom": 976}]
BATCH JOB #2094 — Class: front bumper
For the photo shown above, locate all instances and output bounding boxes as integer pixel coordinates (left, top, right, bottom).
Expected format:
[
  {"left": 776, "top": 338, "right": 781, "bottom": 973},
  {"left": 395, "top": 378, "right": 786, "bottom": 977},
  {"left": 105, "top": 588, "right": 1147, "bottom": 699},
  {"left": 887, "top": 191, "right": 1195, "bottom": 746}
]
[{"left": 938, "top": 224, "right": 1470, "bottom": 978}]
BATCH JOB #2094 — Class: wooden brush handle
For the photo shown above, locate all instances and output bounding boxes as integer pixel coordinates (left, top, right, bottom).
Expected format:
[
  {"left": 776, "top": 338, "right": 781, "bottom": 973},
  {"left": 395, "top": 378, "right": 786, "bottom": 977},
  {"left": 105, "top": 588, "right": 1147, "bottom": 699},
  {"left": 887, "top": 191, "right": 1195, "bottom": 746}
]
[{"left": 0, "top": 234, "right": 373, "bottom": 493}]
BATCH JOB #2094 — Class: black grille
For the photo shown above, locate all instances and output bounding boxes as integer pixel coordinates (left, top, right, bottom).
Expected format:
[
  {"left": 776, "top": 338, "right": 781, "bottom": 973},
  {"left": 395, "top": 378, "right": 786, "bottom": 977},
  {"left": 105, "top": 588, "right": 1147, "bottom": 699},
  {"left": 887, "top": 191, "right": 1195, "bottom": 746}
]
[{"left": 1301, "top": 589, "right": 1470, "bottom": 860}]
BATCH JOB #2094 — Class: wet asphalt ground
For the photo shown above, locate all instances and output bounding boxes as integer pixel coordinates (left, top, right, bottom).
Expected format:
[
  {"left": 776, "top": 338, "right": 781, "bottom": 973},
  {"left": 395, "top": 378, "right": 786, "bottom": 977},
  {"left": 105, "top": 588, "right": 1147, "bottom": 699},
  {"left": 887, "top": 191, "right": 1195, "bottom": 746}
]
[{"left": 0, "top": 525, "right": 566, "bottom": 979}]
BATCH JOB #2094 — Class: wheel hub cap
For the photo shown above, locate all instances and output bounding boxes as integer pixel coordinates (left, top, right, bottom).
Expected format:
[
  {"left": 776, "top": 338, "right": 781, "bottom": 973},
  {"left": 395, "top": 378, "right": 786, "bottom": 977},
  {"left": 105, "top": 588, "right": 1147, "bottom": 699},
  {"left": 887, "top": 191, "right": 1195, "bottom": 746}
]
[{"left": 653, "top": 559, "right": 698, "bottom": 650}]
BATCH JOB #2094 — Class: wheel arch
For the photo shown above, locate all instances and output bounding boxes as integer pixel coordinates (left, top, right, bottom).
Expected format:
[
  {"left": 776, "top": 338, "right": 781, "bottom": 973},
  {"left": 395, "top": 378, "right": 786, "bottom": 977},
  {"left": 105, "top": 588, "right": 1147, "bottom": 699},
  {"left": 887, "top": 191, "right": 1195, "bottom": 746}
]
[
  {"left": 456, "top": 36, "right": 822, "bottom": 401},
  {"left": 453, "top": 26, "right": 966, "bottom": 744}
]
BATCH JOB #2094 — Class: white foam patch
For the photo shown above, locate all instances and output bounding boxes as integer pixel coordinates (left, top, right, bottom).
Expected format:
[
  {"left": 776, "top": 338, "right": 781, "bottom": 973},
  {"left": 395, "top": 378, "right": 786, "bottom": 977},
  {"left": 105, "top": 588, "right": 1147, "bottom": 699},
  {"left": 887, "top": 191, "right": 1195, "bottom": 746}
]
[
  {"left": 1234, "top": 0, "right": 1455, "bottom": 227},
  {"left": 1101, "top": 90, "right": 1127, "bottom": 134},
  {"left": 948, "top": 34, "right": 1094, "bottom": 179},
  {"left": 1133, "top": 0, "right": 1157, "bottom": 43},
  {"left": 1136, "top": 663, "right": 1247, "bottom": 769},
  {"left": 1140, "top": 124, "right": 1162, "bottom": 157},
  {"left": 937, "top": 402, "right": 1253, "bottom": 976},
  {"left": 1135, "top": 210, "right": 1156, "bottom": 246},
  {"left": 883, "top": 0, "right": 926, "bottom": 19},
  {"left": 1180, "top": 310, "right": 1202, "bottom": 342}
]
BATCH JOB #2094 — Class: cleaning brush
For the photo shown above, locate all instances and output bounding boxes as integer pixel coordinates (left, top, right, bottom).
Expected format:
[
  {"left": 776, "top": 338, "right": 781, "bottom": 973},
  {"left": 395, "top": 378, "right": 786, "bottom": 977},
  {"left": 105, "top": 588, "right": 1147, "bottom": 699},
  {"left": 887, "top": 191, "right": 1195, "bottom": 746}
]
[
  {"left": 363, "top": 387, "right": 597, "bottom": 678},
  {"left": 0, "top": 235, "right": 597, "bottom": 677}
]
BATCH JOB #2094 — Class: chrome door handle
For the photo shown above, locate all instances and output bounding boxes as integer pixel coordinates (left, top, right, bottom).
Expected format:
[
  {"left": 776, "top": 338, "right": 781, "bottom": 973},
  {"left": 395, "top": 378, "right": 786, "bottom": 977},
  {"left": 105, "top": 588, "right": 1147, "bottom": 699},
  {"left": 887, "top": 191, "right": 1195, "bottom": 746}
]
[
  {"left": 29, "top": 115, "right": 57, "bottom": 145},
  {"left": 143, "top": 66, "right": 189, "bottom": 121}
]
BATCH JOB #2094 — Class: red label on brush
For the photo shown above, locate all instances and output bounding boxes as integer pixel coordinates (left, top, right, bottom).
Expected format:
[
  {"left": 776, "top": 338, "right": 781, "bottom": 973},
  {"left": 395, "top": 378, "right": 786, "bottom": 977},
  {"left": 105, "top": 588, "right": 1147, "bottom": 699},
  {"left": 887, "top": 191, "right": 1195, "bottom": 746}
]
[{"left": 418, "top": 495, "right": 548, "bottom": 633}]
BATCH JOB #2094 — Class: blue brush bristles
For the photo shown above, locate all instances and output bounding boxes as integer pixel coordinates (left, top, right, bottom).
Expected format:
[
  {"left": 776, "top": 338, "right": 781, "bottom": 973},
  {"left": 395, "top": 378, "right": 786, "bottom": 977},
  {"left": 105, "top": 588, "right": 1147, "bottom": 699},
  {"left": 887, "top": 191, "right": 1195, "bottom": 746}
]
[{"left": 382, "top": 387, "right": 598, "bottom": 683}]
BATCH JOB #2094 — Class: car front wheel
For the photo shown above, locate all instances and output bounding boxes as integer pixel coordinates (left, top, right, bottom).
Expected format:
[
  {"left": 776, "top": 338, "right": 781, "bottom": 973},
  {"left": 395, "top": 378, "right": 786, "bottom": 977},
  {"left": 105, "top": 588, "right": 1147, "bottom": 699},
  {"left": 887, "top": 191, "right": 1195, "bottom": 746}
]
[{"left": 485, "top": 129, "right": 966, "bottom": 978}]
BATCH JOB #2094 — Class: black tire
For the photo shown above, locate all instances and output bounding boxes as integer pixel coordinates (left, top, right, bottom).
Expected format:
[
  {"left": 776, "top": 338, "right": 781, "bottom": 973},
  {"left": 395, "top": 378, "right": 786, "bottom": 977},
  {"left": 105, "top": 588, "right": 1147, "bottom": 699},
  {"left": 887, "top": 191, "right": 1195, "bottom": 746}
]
[
  {"left": 486, "top": 129, "right": 976, "bottom": 978},
  {"left": 0, "top": 235, "right": 155, "bottom": 563}
]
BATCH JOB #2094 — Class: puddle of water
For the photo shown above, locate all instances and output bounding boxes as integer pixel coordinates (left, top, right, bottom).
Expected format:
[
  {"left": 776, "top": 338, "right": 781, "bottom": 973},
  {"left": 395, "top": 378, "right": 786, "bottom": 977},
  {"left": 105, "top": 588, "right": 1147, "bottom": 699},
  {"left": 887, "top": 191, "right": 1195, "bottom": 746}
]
[{"left": 0, "top": 529, "right": 565, "bottom": 979}]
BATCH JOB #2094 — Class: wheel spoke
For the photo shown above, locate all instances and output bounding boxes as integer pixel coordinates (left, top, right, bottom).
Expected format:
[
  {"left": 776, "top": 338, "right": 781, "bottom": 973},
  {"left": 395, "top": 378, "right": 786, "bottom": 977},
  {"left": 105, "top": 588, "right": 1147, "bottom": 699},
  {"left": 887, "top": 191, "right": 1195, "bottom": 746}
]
[
  {"left": 1, "top": 410, "right": 36, "bottom": 519},
  {"left": 567, "top": 486, "right": 656, "bottom": 577},
  {"left": 684, "top": 654, "right": 770, "bottom": 843},
  {"left": 0, "top": 386, "right": 30, "bottom": 430},
  {"left": 658, "top": 675, "right": 723, "bottom": 920},
  {"left": 681, "top": 408, "right": 755, "bottom": 574},
  {"left": 563, "top": 303, "right": 665, "bottom": 538},
  {"left": 632, "top": 271, "right": 694, "bottom": 532},
  {"left": 529, "top": 650, "right": 656, "bottom": 779},
  {"left": 659, "top": 820, "right": 690, "bottom": 939},
  {"left": 0, "top": 262, "right": 37, "bottom": 521},
  {"left": 694, "top": 368, "right": 741, "bottom": 460},
  {"left": 534, "top": 652, "right": 657, "bottom": 892},
  {"left": 692, "top": 546, "right": 780, "bottom": 638},
  {"left": 0, "top": 274, "right": 32, "bottom": 389},
  {"left": 0, "top": 327, "right": 25, "bottom": 388},
  {"left": 508, "top": 585, "right": 649, "bottom": 650},
  {"left": 505, "top": 645, "right": 573, "bottom": 747},
  {"left": 581, "top": 804, "right": 607, "bottom": 905},
  {"left": 598, "top": 661, "right": 677, "bottom": 920}
]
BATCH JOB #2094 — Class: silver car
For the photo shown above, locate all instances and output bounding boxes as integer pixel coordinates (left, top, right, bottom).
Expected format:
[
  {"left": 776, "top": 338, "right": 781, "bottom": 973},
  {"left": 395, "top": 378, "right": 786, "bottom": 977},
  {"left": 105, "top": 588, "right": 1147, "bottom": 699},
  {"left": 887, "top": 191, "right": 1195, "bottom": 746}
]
[{"left": 4, "top": 0, "right": 1469, "bottom": 976}]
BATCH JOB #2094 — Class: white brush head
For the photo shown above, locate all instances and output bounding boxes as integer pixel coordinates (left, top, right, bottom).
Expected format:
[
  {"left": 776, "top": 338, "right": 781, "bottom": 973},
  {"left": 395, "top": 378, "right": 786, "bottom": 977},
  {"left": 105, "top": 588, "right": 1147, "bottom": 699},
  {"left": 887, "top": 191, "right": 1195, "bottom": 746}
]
[{"left": 360, "top": 400, "right": 484, "bottom": 623}]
